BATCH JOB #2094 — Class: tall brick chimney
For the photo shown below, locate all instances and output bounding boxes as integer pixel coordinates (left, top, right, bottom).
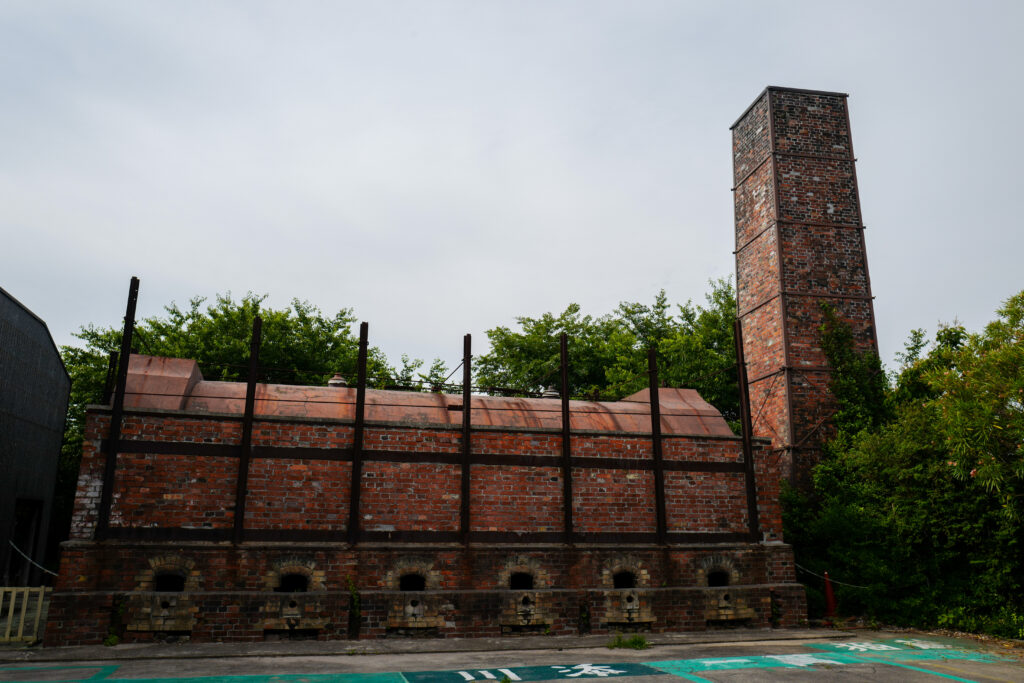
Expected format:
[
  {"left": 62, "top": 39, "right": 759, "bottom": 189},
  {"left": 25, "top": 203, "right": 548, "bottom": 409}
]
[{"left": 732, "top": 87, "right": 878, "bottom": 485}]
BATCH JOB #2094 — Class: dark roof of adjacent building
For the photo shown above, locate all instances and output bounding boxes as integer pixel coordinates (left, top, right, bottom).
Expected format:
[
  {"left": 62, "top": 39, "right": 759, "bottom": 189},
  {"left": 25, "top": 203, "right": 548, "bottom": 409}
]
[{"left": 0, "top": 286, "right": 69, "bottom": 380}]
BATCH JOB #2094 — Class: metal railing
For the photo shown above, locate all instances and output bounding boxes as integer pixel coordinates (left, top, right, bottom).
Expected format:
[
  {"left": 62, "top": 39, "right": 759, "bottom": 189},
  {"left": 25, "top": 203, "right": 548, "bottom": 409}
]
[{"left": 0, "top": 586, "right": 51, "bottom": 643}]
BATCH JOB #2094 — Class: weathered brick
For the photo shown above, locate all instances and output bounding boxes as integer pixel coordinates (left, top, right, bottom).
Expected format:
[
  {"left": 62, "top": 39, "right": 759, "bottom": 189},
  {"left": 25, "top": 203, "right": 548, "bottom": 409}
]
[{"left": 733, "top": 87, "right": 878, "bottom": 485}]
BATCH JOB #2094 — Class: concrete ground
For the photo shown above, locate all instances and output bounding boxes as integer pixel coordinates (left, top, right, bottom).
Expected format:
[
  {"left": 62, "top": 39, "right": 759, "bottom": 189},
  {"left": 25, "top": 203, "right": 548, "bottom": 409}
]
[{"left": 2, "top": 629, "right": 1023, "bottom": 682}]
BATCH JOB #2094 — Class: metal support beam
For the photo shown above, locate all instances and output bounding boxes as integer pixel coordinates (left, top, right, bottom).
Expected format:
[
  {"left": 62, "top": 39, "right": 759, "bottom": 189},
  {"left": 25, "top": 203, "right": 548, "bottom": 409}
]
[
  {"left": 559, "top": 333, "right": 574, "bottom": 545},
  {"left": 101, "top": 351, "right": 119, "bottom": 406},
  {"left": 232, "top": 316, "right": 262, "bottom": 544},
  {"left": 734, "top": 319, "right": 761, "bottom": 541},
  {"left": 460, "top": 333, "right": 472, "bottom": 543},
  {"left": 347, "top": 322, "right": 369, "bottom": 546},
  {"left": 647, "top": 348, "right": 667, "bottom": 545},
  {"left": 96, "top": 276, "right": 139, "bottom": 540}
]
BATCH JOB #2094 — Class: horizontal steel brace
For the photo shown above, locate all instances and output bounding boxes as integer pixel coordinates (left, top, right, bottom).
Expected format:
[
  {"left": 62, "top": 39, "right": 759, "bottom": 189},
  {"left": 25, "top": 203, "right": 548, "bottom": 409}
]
[
  {"left": 102, "top": 527, "right": 754, "bottom": 545},
  {"left": 104, "top": 439, "right": 747, "bottom": 472}
]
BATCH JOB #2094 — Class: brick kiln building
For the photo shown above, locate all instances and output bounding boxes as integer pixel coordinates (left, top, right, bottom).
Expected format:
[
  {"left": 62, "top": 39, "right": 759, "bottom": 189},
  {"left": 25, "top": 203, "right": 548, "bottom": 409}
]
[{"left": 47, "top": 86, "right": 876, "bottom": 644}]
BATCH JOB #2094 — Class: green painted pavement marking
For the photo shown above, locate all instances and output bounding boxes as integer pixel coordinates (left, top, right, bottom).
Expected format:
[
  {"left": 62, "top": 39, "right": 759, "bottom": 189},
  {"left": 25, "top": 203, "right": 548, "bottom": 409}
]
[
  {"left": 105, "top": 676, "right": 405, "bottom": 683},
  {"left": 859, "top": 649, "right": 1000, "bottom": 663},
  {"left": 0, "top": 671, "right": 404, "bottom": 683},
  {"left": 651, "top": 673, "right": 713, "bottom": 683},
  {"left": 0, "top": 664, "right": 120, "bottom": 681},
  {"left": 648, "top": 644, "right": 1004, "bottom": 675},
  {"left": 0, "top": 640, "right": 1006, "bottom": 683},
  {"left": 649, "top": 653, "right": 863, "bottom": 673},
  {"left": 400, "top": 645, "right": 1008, "bottom": 682},
  {"left": 808, "top": 637, "right": 989, "bottom": 655},
  {"left": 858, "top": 656, "right": 978, "bottom": 682},
  {"left": 403, "top": 663, "right": 660, "bottom": 683}
]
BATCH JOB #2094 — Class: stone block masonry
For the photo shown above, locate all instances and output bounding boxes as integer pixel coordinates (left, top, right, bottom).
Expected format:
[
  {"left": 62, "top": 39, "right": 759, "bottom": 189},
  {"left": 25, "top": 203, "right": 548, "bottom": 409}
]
[{"left": 733, "top": 87, "right": 879, "bottom": 486}]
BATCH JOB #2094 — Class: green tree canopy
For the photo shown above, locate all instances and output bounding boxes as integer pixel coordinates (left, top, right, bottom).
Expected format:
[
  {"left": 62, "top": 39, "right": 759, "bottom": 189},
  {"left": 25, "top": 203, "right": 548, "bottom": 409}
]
[
  {"left": 785, "top": 289, "right": 1024, "bottom": 637},
  {"left": 474, "top": 278, "right": 740, "bottom": 423}
]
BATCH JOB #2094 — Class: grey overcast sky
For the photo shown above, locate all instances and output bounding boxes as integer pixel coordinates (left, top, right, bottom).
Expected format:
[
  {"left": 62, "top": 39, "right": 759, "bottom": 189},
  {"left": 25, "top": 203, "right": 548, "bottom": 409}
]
[{"left": 2, "top": 1, "right": 1022, "bottom": 372}]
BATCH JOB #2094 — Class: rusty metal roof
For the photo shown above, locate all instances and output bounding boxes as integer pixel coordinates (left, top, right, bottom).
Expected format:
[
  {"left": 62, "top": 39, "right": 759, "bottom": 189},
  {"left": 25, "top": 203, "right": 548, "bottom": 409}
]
[{"left": 123, "top": 354, "right": 734, "bottom": 437}]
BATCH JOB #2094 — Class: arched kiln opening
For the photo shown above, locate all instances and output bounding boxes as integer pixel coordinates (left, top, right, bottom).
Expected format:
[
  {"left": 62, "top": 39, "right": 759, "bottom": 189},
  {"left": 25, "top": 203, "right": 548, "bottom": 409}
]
[
  {"left": 613, "top": 571, "right": 637, "bottom": 589},
  {"left": 275, "top": 573, "right": 310, "bottom": 593},
  {"left": 509, "top": 572, "right": 534, "bottom": 590},
  {"left": 153, "top": 572, "right": 186, "bottom": 593},
  {"left": 707, "top": 570, "right": 730, "bottom": 587},
  {"left": 400, "top": 573, "right": 426, "bottom": 592}
]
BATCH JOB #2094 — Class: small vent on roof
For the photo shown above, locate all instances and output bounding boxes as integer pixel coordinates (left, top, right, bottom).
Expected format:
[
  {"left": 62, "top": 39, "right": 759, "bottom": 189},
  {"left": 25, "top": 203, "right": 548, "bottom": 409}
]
[
  {"left": 327, "top": 373, "right": 348, "bottom": 388},
  {"left": 541, "top": 386, "right": 560, "bottom": 399}
]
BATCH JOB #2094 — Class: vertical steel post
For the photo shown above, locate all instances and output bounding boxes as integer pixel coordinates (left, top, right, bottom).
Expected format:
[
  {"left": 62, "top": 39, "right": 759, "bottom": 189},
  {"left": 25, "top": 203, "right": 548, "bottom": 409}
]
[
  {"left": 460, "top": 334, "right": 472, "bottom": 543},
  {"left": 96, "top": 276, "right": 139, "bottom": 540},
  {"left": 559, "top": 333, "right": 574, "bottom": 545},
  {"left": 101, "top": 351, "right": 119, "bottom": 405},
  {"left": 347, "top": 322, "right": 369, "bottom": 546},
  {"left": 232, "top": 316, "right": 262, "bottom": 544},
  {"left": 647, "top": 348, "right": 667, "bottom": 545},
  {"left": 734, "top": 319, "right": 761, "bottom": 540}
]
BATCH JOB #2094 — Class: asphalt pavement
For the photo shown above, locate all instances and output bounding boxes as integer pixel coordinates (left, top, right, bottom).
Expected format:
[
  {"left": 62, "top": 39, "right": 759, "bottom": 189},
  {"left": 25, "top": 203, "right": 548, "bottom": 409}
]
[{"left": 2, "top": 629, "right": 1022, "bottom": 682}]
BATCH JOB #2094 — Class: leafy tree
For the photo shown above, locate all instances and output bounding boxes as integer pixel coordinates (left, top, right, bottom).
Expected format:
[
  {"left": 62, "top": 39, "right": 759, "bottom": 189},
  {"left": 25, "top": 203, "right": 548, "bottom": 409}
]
[
  {"left": 606, "top": 279, "right": 740, "bottom": 422},
  {"left": 474, "top": 279, "right": 740, "bottom": 422},
  {"left": 784, "top": 290, "right": 1024, "bottom": 637},
  {"left": 817, "top": 303, "right": 889, "bottom": 435},
  {"left": 474, "top": 303, "right": 633, "bottom": 398},
  {"left": 887, "top": 324, "right": 967, "bottom": 408}
]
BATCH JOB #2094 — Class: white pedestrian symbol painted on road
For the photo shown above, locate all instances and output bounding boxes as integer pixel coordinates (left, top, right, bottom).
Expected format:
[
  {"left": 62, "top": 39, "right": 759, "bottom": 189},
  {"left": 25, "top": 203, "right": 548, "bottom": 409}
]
[
  {"left": 456, "top": 670, "right": 521, "bottom": 681},
  {"left": 833, "top": 641, "right": 901, "bottom": 652},
  {"left": 550, "top": 664, "right": 628, "bottom": 677}
]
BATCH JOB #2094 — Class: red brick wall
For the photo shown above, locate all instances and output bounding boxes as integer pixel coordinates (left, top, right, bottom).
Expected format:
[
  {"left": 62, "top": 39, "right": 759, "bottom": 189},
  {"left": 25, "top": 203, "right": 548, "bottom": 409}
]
[
  {"left": 111, "top": 453, "right": 236, "bottom": 529},
  {"left": 53, "top": 405, "right": 800, "bottom": 643},
  {"left": 119, "top": 414, "right": 243, "bottom": 443},
  {"left": 665, "top": 472, "right": 747, "bottom": 533},
  {"left": 365, "top": 426, "right": 460, "bottom": 453},
  {"left": 474, "top": 430, "right": 561, "bottom": 455},
  {"left": 573, "top": 468, "right": 656, "bottom": 533},
  {"left": 470, "top": 465, "right": 563, "bottom": 532},
  {"left": 663, "top": 437, "right": 746, "bottom": 462},
  {"left": 68, "top": 409, "right": 782, "bottom": 541},
  {"left": 253, "top": 421, "right": 353, "bottom": 449},
  {"left": 247, "top": 459, "right": 351, "bottom": 530},
  {"left": 362, "top": 461, "right": 461, "bottom": 532}
]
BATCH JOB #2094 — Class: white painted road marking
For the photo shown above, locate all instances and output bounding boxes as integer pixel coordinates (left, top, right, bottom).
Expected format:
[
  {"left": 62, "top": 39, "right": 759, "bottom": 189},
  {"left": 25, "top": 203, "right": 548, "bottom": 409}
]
[
  {"left": 550, "top": 665, "right": 629, "bottom": 678},
  {"left": 456, "top": 670, "right": 522, "bottom": 681}
]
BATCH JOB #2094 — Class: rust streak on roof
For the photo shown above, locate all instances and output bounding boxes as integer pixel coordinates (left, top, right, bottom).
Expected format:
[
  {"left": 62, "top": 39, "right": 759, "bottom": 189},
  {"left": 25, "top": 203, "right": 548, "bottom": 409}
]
[{"left": 123, "top": 355, "right": 735, "bottom": 437}]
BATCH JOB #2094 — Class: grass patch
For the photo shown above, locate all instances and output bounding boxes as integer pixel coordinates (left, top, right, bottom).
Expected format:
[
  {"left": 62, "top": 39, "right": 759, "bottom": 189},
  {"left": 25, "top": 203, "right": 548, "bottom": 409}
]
[{"left": 607, "top": 633, "right": 650, "bottom": 649}]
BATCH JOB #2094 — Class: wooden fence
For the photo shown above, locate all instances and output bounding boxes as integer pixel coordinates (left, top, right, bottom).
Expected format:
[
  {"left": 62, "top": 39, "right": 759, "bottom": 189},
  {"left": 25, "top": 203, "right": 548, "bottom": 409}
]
[{"left": 0, "top": 586, "right": 51, "bottom": 643}]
